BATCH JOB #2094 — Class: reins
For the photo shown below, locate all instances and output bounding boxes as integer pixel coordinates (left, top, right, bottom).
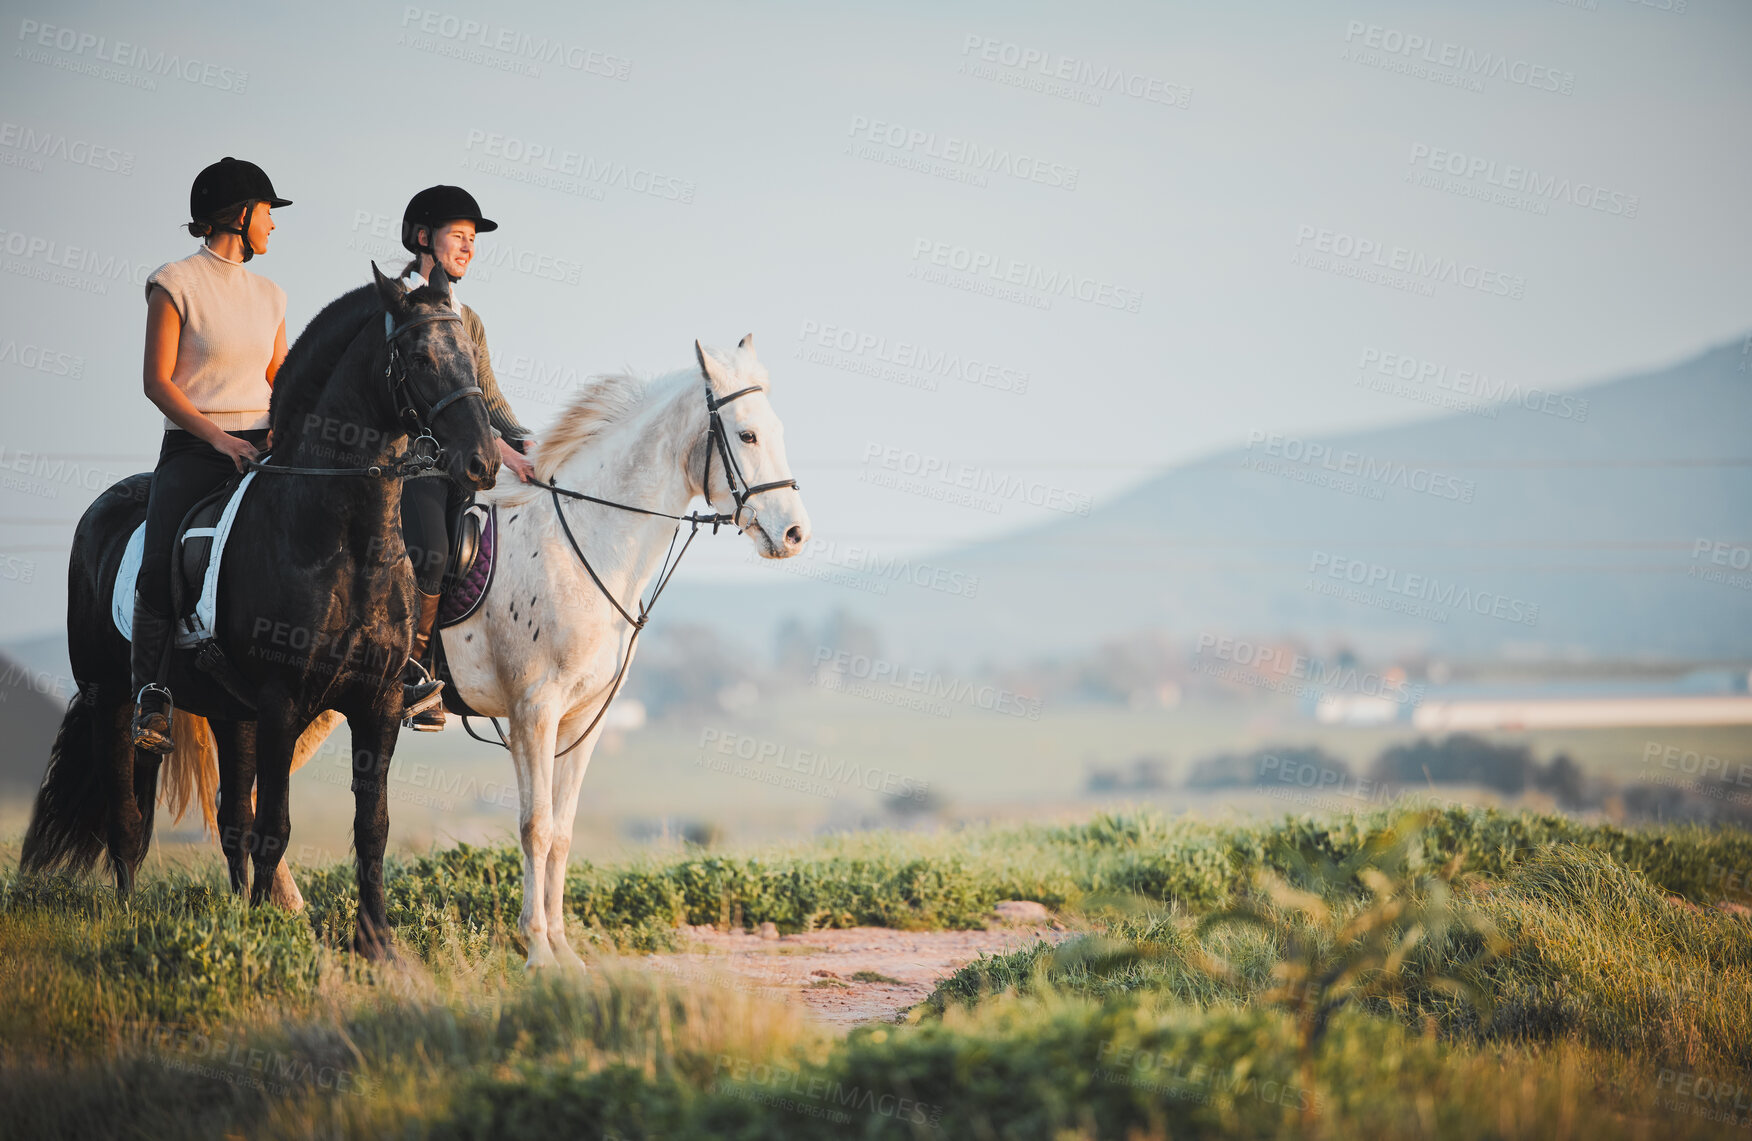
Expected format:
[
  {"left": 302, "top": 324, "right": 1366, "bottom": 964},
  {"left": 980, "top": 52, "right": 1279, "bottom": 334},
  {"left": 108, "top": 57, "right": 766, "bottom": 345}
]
[{"left": 460, "top": 376, "right": 799, "bottom": 758}]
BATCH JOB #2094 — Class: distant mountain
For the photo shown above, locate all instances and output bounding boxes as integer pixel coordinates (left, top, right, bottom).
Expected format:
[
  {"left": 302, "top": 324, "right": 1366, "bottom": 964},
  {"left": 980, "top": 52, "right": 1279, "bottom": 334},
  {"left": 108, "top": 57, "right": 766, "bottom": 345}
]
[
  {"left": 657, "top": 337, "right": 1752, "bottom": 665},
  {"left": 0, "top": 646, "right": 69, "bottom": 795},
  {"left": 10, "top": 339, "right": 1748, "bottom": 679}
]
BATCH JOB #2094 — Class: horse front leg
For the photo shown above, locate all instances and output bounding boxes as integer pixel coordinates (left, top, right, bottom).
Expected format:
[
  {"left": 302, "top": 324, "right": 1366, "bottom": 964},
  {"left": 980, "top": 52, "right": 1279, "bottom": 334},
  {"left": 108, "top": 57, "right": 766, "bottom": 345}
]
[
  {"left": 212, "top": 719, "right": 257, "bottom": 896},
  {"left": 510, "top": 699, "right": 561, "bottom": 969},
  {"left": 346, "top": 704, "right": 400, "bottom": 959},
  {"left": 247, "top": 700, "right": 304, "bottom": 910},
  {"left": 544, "top": 712, "right": 602, "bottom": 971}
]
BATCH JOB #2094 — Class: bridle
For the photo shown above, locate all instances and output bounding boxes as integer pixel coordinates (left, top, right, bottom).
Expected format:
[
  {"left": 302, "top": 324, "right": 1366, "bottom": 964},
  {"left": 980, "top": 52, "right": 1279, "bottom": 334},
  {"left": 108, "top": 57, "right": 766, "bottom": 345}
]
[
  {"left": 247, "top": 307, "right": 485, "bottom": 480},
  {"left": 383, "top": 309, "right": 486, "bottom": 441},
  {"left": 702, "top": 381, "right": 800, "bottom": 530},
  {"left": 461, "top": 377, "right": 801, "bottom": 756}
]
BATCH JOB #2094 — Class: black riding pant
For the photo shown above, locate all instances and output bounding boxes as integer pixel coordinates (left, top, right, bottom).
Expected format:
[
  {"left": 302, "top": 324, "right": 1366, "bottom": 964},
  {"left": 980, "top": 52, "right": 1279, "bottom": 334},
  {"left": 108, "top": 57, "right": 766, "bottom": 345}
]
[
  {"left": 137, "top": 428, "right": 268, "bottom": 613},
  {"left": 401, "top": 475, "right": 461, "bottom": 595},
  {"left": 401, "top": 438, "right": 520, "bottom": 594}
]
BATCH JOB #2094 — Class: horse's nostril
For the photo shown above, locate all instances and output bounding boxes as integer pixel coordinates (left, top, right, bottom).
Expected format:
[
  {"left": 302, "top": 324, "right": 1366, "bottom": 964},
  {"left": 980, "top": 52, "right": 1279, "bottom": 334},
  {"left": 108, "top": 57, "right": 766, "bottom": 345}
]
[
  {"left": 784, "top": 525, "right": 805, "bottom": 547},
  {"left": 467, "top": 455, "right": 488, "bottom": 481}
]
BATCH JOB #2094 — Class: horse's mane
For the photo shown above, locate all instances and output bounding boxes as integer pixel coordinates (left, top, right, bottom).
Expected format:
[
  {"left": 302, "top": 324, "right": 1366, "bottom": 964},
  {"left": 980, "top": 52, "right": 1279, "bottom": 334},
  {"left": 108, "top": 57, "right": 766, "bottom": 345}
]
[
  {"left": 267, "top": 284, "right": 381, "bottom": 441},
  {"left": 532, "top": 372, "right": 650, "bottom": 483}
]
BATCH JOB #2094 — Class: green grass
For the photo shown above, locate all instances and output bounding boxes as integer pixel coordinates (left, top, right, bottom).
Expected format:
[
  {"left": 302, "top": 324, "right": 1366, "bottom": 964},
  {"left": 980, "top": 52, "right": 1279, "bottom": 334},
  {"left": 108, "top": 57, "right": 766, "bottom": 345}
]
[{"left": 4, "top": 803, "right": 1752, "bottom": 1138}]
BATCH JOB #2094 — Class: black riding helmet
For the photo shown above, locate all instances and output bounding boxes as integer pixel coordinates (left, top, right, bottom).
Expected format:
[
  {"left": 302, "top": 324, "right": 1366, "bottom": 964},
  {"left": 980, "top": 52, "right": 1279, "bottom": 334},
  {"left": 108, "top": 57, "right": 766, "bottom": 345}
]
[
  {"left": 401, "top": 185, "right": 498, "bottom": 255},
  {"left": 190, "top": 157, "right": 290, "bottom": 263}
]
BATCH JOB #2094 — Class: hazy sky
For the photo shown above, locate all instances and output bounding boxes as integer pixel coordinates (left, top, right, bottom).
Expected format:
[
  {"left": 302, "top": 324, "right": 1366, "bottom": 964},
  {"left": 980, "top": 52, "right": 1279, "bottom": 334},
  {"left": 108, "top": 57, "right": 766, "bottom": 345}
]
[{"left": 2, "top": 0, "right": 1748, "bottom": 641}]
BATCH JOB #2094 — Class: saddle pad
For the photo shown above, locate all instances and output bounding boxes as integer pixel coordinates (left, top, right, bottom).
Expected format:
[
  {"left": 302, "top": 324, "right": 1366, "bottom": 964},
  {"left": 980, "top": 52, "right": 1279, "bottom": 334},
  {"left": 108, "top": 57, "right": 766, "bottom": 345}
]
[
  {"left": 113, "top": 470, "right": 258, "bottom": 646},
  {"left": 437, "top": 505, "right": 495, "bottom": 628}
]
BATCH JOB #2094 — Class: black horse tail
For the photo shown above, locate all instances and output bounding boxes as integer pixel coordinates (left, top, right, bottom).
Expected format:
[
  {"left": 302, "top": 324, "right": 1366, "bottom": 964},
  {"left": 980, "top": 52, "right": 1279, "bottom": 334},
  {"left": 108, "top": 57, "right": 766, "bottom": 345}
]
[{"left": 19, "top": 686, "right": 112, "bottom": 876}]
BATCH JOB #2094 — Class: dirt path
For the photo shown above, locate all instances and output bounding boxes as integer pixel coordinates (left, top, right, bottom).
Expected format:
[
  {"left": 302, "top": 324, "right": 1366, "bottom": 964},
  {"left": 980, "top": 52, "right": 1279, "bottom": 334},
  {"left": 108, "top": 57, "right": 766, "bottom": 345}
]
[{"left": 636, "top": 921, "right": 1073, "bottom": 1028}]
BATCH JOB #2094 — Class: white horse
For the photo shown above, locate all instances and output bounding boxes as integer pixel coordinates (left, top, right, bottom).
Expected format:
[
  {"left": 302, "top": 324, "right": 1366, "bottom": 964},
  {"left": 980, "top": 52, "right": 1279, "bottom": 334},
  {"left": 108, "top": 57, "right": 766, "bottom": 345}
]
[
  {"left": 445, "top": 336, "right": 810, "bottom": 966},
  {"left": 191, "top": 337, "right": 808, "bottom": 963}
]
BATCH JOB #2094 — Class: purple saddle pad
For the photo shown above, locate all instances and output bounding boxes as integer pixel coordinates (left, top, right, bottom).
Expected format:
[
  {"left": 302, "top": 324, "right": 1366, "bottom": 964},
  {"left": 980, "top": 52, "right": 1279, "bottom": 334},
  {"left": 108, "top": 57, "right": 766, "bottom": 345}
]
[{"left": 437, "top": 507, "right": 495, "bottom": 628}]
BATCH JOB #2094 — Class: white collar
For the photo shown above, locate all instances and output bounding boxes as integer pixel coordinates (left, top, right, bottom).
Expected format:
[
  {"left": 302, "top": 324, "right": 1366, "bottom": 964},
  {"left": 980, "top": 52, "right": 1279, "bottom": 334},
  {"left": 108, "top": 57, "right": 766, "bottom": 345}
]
[
  {"left": 401, "top": 268, "right": 462, "bottom": 315},
  {"left": 198, "top": 243, "right": 245, "bottom": 267}
]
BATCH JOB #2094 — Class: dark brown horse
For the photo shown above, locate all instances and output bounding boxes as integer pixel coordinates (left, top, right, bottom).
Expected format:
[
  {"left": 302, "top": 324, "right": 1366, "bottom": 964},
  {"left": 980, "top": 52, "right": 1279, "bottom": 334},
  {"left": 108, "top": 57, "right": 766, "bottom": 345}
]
[{"left": 21, "top": 265, "right": 498, "bottom": 956}]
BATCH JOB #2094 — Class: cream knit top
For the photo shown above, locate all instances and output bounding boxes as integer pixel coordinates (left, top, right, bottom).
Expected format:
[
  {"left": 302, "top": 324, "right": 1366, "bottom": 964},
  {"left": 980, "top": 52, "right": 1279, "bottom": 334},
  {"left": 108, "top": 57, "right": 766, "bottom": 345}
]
[{"left": 144, "top": 245, "right": 286, "bottom": 431}]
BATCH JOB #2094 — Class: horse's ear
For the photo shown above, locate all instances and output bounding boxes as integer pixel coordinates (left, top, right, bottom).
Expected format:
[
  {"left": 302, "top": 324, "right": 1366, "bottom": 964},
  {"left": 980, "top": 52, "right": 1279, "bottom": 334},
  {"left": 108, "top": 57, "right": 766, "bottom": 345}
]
[
  {"left": 695, "top": 339, "right": 727, "bottom": 386},
  {"left": 427, "top": 261, "right": 450, "bottom": 294},
  {"left": 371, "top": 262, "right": 405, "bottom": 313},
  {"left": 738, "top": 333, "right": 756, "bottom": 361}
]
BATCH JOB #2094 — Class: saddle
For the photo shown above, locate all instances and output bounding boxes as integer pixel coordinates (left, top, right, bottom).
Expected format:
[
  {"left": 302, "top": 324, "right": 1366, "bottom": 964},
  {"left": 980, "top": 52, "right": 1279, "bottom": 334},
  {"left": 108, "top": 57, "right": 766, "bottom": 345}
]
[
  {"left": 437, "top": 499, "right": 495, "bottom": 628},
  {"left": 427, "top": 500, "right": 497, "bottom": 719},
  {"left": 112, "top": 471, "right": 255, "bottom": 651},
  {"left": 110, "top": 469, "right": 259, "bottom": 717}
]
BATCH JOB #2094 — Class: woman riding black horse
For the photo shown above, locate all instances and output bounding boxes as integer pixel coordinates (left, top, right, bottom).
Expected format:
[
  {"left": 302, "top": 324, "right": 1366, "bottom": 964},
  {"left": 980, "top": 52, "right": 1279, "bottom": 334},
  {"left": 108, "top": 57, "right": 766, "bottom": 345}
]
[
  {"left": 22, "top": 174, "right": 500, "bottom": 952},
  {"left": 130, "top": 157, "right": 291, "bottom": 755},
  {"left": 394, "top": 185, "right": 537, "bottom": 730}
]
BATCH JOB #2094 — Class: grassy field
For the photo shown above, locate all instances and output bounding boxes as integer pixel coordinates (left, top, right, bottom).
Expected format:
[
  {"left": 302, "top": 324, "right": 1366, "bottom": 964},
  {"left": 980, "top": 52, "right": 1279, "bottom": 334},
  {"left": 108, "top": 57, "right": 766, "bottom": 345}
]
[{"left": 3, "top": 803, "right": 1752, "bottom": 1138}]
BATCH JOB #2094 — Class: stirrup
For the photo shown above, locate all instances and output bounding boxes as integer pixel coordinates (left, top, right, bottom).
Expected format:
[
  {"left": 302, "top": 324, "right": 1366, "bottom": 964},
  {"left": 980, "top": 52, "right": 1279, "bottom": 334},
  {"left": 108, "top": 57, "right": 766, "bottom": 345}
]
[
  {"left": 131, "top": 683, "right": 176, "bottom": 755},
  {"left": 404, "top": 704, "right": 448, "bottom": 732},
  {"left": 402, "top": 658, "right": 444, "bottom": 717}
]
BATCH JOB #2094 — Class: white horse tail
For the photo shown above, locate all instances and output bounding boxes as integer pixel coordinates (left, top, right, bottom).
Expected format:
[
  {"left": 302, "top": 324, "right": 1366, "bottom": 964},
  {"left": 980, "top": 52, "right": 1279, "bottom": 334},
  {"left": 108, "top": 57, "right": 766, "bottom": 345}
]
[{"left": 160, "top": 710, "right": 219, "bottom": 837}]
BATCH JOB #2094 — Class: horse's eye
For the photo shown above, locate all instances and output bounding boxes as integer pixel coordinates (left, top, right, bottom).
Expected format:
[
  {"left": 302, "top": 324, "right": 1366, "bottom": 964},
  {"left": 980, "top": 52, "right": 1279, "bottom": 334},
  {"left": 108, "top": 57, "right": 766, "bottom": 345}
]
[{"left": 738, "top": 430, "right": 757, "bottom": 444}]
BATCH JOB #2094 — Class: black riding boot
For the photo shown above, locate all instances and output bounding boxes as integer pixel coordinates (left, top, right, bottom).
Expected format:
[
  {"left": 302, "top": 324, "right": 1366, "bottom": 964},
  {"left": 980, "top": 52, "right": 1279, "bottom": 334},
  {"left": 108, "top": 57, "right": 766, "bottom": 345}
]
[
  {"left": 129, "top": 590, "right": 176, "bottom": 755},
  {"left": 402, "top": 589, "right": 446, "bottom": 730}
]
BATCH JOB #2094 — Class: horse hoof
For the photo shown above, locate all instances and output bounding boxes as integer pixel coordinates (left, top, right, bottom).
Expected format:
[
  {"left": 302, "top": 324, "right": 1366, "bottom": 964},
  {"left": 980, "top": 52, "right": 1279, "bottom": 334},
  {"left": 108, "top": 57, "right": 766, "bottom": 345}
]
[{"left": 352, "top": 931, "right": 397, "bottom": 961}]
